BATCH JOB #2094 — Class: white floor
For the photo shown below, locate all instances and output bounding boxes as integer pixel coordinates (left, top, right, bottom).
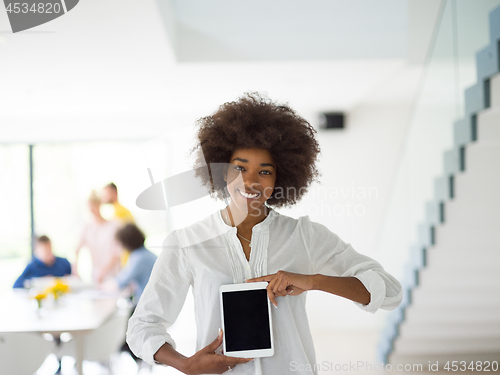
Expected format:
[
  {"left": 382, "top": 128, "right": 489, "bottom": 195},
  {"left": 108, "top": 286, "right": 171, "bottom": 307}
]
[{"left": 35, "top": 329, "right": 482, "bottom": 375}]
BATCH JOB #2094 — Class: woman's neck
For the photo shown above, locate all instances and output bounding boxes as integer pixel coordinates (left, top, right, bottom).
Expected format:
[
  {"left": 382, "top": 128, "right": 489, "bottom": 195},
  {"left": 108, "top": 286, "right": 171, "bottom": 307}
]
[{"left": 225, "top": 203, "right": 268, "bottom": 231}]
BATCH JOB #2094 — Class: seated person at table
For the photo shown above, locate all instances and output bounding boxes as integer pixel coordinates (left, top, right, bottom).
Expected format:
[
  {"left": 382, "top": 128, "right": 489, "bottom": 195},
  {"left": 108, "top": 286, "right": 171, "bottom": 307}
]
[
  {"left": 112, "top": 224, "right": 157, "bottom": 304},
  {"left": 102, "top": 223, "right": 156, "bottom": 364},
  {"left": 13, "top": 235, "right": 72, "bottom": 289}
]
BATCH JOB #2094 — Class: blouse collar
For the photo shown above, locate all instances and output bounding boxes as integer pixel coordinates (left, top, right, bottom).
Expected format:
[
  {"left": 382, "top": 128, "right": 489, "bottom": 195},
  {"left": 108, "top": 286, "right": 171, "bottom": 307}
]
[{"left": 217, "top": 206, "right": 276, "bottom": 233}]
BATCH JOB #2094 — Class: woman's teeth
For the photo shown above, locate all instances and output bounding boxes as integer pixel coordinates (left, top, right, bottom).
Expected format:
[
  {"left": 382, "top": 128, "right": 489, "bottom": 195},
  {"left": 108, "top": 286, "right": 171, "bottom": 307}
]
[{"left": 238, "top": 190, "right": 260, "bottom": 199}]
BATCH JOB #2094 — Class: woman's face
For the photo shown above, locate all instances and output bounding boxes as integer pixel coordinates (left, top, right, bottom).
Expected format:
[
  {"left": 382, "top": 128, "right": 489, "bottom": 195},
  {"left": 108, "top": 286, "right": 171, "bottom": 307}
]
[{"left": 225, "top": 148, "right": 276, "bottom": 216}]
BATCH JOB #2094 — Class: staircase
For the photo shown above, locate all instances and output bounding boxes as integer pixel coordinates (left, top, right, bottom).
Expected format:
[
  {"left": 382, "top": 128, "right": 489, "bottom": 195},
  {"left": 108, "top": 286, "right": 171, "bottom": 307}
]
[{"left": 379, "top": 6, "right": 500, "bottom": 367}]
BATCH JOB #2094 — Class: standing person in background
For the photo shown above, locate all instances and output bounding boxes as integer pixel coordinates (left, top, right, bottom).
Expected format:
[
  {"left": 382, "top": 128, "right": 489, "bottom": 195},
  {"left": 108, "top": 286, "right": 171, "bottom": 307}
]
[
  {"left": 14, "top": 235, "right": 71, "bottom": 288},
  {"left": 74, "top": 191, "right": 122, "bottom": 284},
  {"left": 101, "top": 182, "right": 134, "bottom": 224},
  {"left": 102, "top": 182, "right": 135, "bottom": 266}
]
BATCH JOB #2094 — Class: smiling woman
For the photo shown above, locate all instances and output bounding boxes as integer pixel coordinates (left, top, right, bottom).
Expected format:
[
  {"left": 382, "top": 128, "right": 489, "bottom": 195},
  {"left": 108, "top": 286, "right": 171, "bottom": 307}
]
[
  {"left": 193, "top": 93, "right": 320, "bottom": 208},
  {"left": 224, "top": 148, "right": 277, "bottom": 261},
  {"left": 126, "top": 93, "right": 403, "bottom": 375}
]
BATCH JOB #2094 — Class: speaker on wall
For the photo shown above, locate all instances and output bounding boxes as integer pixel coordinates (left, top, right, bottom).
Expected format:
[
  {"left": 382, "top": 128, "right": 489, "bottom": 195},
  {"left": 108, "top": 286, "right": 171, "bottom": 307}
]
[{"left": 319, "top": 112, "right": 345, "bottom": 129}]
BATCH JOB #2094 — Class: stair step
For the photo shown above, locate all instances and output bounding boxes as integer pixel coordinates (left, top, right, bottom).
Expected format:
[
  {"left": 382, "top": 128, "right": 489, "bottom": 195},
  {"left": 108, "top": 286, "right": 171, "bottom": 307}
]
[
  {"left": 434, "top": 175, "right": 452, "bottom": 201},
  {"left": 465, "top": 83, "right": 486, "bottom": 117},
  {"left": 478, "top": 107, "right": 500, "bottom": 141},
  {"left": 453, "top": 118, "right": 474, "bottom": 147},
  {"left": 432, "top": 202, "right": 500, "bottom": 252},
  {"left": 399, "top": 321, "right": 500, "bottom": 339},
  {"left": 410, "top": 286, "right": 500, "bottom": 307},
  {"left": 476, "top": 43, "right": 499, "bottom": 83},
  {"left": 443, "top": 147, "right": 463, "bottom": 175},
  {"left": 404, "top": 305, "right": 500, "bottom": 324},
  {"left": 393, "top": 336, "right": 500, "bottom": 355},
  {"left": 427, "top": 143, "right": 500, "bottom": 252},
  {"left": 453, "top": 73, "right": 500, "bottom": 147},
  {"left": 427, "top": 246, "right": 500, "bottom": 266},
  {"left": 466, "top": 140, "right": 500, "bottom": 172},
  {"left": 490, "top": 6, "right": 500, "bottom": 43},
  {"left": 491, "top": 73, "right": 500, "bottom": 108},
  {"left": 433, "top": 226, "right": 500, "bottom": 253},
  {"left": 418, "top": 267, "right": 500, "bottom": 288}
]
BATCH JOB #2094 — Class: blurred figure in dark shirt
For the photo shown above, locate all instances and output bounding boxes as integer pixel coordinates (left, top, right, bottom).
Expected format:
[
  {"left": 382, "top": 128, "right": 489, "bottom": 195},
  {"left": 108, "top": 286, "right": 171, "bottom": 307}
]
[{"left": 14, "top": 235, "right": 71, "bottom": 289}]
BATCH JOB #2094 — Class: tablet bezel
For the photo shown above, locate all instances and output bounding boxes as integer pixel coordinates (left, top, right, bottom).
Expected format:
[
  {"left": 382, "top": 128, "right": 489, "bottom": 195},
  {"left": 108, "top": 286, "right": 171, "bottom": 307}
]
[{"left": 219, "top": 281, "right": 274, "bottom": 358}]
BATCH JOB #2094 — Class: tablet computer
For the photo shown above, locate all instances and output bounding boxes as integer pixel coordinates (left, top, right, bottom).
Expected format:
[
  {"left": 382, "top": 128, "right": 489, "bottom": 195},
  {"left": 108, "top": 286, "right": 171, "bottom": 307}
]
[{"left": 219, "top": 281, "right": 274, "bottom": 358}]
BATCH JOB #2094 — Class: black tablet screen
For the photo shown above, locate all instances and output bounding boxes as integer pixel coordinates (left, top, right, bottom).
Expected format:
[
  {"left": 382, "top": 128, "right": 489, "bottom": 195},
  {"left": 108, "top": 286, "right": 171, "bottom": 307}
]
[{"left": 222, "top": 289, "right": 272, "bottom": 351}]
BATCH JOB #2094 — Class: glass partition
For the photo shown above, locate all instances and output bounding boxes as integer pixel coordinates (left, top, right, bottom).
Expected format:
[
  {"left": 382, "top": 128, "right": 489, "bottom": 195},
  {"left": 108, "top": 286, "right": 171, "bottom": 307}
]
[
  {"left": 376, "top": 0, "right": 500, "bottom": 278},
  {"left": 0, "top": 145, "right": 31, "bottom": 293}
]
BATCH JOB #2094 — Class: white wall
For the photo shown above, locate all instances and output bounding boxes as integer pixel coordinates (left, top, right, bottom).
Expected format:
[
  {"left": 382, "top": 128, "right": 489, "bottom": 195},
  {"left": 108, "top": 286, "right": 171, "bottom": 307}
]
[{"left": 277, "top": 64, "right": 426, "bottom": 331}]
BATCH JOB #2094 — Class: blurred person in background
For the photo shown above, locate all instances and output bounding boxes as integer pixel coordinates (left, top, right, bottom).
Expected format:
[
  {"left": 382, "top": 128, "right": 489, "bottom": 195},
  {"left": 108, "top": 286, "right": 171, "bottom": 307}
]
[
  {"left": 74, "top": 191, "right": 122, "bottom": 284},
  {"left": 102, "top": 223, "right": 157, "bottom": 364},
  {"left": 101, "top": 182, "right": 134, "bottom": 224},
  {"left": 14, "top": 235, "right": 70, "bottom": 373},
  {"left": 13, "top": 235, "right": 71, "bottom": 288},
  {"left": 102, "top": 182, "right": 134, "bottom": 266},
  {"left": 112, "top": 223, "right": 157, "bottom": 304}
]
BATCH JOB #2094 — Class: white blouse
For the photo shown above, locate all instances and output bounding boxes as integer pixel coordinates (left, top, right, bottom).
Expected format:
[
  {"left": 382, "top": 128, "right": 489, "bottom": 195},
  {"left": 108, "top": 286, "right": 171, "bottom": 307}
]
[{"left": 127, "top": 209, "right": 402, "bottom": 374}]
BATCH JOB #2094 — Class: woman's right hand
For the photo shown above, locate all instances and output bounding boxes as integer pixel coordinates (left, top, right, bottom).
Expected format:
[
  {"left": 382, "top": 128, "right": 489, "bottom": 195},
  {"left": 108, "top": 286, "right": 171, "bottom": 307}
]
[{"left": 182, "top": 330, "right": 253, "bottom": 374}]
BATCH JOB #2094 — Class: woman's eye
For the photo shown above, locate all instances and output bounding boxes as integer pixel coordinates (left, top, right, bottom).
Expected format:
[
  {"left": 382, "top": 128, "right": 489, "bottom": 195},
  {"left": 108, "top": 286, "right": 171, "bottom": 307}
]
[
  {"left": 234, "top": 166, "right": 244, "bottom": 171},
  {"left": 261, "top": 170, "right": 272, "bottom": 175}
]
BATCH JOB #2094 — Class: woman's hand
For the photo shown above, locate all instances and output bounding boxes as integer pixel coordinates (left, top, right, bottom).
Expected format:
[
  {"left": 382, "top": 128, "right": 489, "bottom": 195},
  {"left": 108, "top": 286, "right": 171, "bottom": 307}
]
[
  {"left": 182, "top": 330, "right": 253, "bottom": 374},
  {"left": 246, "top": 271, "right": 315, "bottom": 307}
]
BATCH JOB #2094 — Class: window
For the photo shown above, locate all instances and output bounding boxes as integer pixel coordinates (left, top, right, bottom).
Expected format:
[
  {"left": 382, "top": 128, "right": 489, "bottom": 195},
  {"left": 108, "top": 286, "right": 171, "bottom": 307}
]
[{"left": 1, "top": 141, "right": 170, "bottom": 289}]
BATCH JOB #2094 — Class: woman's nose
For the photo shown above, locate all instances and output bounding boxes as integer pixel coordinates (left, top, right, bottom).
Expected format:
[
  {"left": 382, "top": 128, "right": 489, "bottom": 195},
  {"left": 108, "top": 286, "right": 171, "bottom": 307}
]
[{"left": 243, "top": 173, "right": 260, "bottom": 188}]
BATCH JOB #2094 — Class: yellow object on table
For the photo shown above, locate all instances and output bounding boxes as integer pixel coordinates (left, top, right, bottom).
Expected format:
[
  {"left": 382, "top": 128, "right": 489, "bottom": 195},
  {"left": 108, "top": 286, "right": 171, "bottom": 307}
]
[
  {"left": 31, "top": 278, "right": 71, "bottom": 308},
  {"left": 32, "top": 291, "right": 47, "bottom": 309}
]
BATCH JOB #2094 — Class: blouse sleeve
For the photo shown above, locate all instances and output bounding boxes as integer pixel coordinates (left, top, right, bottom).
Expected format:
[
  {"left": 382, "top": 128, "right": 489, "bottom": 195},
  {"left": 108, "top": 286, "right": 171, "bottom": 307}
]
[
  {"left": 126, "top": 231, "right": 192, "bottom": 365},
  {"left": 300, "top": 217, "right": 402, "bottom": 314}
]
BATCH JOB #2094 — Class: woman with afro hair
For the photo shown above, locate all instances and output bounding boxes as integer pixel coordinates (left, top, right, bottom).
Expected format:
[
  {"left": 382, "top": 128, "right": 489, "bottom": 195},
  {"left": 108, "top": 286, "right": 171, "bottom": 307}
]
[{"left": 127, "top": 93, "right": 402, "bottom": 375}]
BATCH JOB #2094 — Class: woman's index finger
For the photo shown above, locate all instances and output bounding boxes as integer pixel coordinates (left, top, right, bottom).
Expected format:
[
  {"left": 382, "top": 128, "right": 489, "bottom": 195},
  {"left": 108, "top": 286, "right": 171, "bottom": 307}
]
[{"left": 245, "top": 274, "right": 275, "bottom": 283}]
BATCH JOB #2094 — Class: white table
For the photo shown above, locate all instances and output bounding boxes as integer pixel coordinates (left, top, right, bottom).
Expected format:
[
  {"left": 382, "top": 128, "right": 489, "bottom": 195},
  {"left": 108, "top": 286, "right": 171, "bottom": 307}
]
[{"left": 0, "top": 289, "right": 120, "bottom": 375}]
